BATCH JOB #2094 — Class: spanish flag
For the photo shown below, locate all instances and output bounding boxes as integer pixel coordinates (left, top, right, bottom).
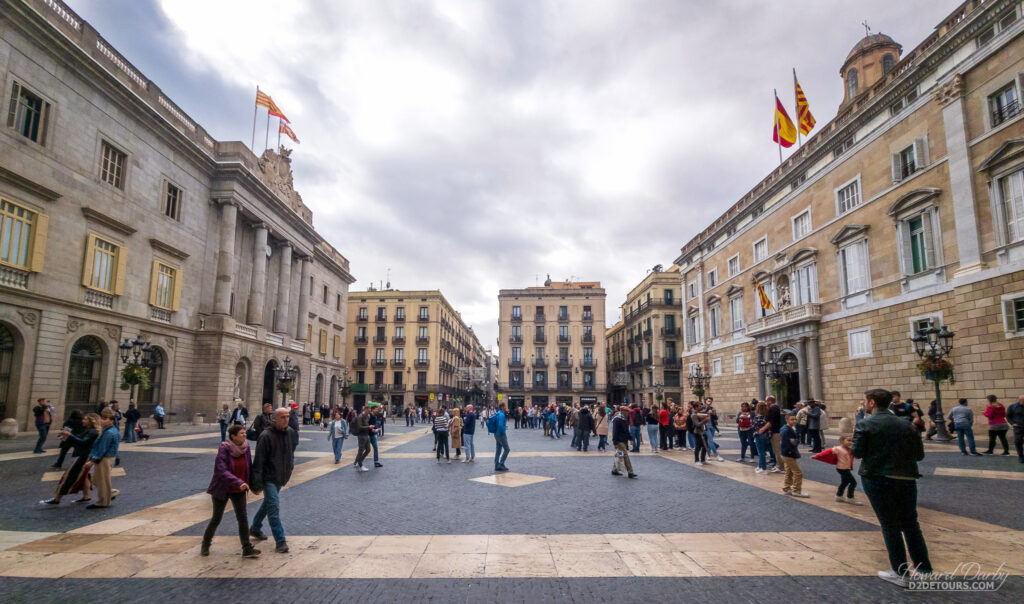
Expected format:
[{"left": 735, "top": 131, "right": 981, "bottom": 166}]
[
  {"left": 772, "top": 92, "right": 797, "bottom": 148},
  {"left": 280, "top": 122, "right": 300, "bottom": 144},
  {"left": 756, "top": 279, "right": 773, "bottom": 311},
  {"left": 255, "top": 89, "right": 290, "bottom": 123},
  {"left": 794, "top": 70, "right": 816, "bottom": 135}
]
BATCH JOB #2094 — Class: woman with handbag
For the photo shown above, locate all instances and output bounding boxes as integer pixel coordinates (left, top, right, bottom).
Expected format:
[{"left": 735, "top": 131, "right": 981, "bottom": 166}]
[
  {"left": 450, "top": 408, "right": 464, "bottom": 459},
  {"left": 41, "top": 413, "right": 99, "bottom": 505},
  {"left": 983, "top": 395, "right": 1010, "bottom": 455},
  {"left": 200, "top": 424, "right": 260, "bottom": 558}
]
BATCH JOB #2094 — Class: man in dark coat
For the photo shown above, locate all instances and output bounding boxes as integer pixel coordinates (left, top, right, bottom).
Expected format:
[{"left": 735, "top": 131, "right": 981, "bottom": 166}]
[{"left": 249, "top": 408, "right": 296, "bottom": 554}]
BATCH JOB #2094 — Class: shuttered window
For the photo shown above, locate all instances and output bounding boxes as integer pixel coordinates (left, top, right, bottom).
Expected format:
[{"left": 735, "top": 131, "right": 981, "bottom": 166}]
[
  {"left": 998, "top": 170, "right": 1024, "bottom": 244},
  {"left": 839, "top": 240, "right": 870, "bottom": 295},
  {"left": 83, "top": 234, "right": 124, "bottom": 294},
  {"left": 148, "top": 261, "right": 182, "bottom": 311},
  {"left": 1, "top": 198, "right": 47, "bottom": 271}
]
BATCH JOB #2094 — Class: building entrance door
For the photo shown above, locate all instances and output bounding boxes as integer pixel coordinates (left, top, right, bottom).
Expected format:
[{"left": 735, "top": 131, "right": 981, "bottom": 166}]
[
  {"left": 262, "top": 360, "right": 278, "bottom": 407},
  {"left": 780, "top": 353, "right": 800, "bottom": 409}
]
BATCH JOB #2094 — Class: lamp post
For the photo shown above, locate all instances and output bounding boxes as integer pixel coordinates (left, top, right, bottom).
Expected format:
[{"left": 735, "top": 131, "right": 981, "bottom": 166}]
[
  {"left": 911, "top": 325, "right": 954, "bottom": 442},
  {"left": 759, "top": 345, "right": 783, "bottom": 400},
  {"left": 118, "top": 335, "right": 162, "bottom": 406},
  {"left": 338, "top": 368, "right": 352, "bottom": 410},
  {"left": 273, "top": 356, "right": 299, "bottom": 408},
  {"left": 688, "top": 365, "right": 711, "bottom": 399}
]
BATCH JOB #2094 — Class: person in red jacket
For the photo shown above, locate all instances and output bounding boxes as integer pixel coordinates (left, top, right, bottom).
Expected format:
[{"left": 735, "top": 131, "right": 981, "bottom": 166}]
[
  {"left": 983, "top": 394, "right": 1010, "bottom": 455},
  {"left": 201, "top": 425, "right": 259, "bottom": 558},
  {"left": 658, "top": 401, "right": 673, "bottom": 451}
]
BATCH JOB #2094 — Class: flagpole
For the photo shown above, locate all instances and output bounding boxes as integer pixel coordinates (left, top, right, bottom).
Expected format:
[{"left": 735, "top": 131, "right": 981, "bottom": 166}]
[
  {"left": 251, "top": 85, "right": 259, "bottom": 153},
  {"left": 277, "top": 117, "right": 281, "bottom": 148},
  {"left": 774, "top": 89, "right": 782, "bottom": 165},
  {"left": 264, "top": 111, "right": 270, "bottom": 152},
  {"left": 794, "top": 69, "right": 801, "bottom": 148}
]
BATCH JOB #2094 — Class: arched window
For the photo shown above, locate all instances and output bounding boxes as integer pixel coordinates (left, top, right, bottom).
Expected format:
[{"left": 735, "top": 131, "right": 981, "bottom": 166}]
[
  {"left": 315, "top": 373, "right": 324, "bottom": 405},
  {"left": 66, "top": 336, "right": 104, "bottom": 415},
  {"left": 882, "top": 54, "right": 895, "bottom": 74},
  {"left": 329, "top": 375, "right": 337, "bottom": 405},
  {"left": 0, "top": 323, "right": 14, "bottom": 420},
  {"left": 846, "top": 69, "right": 859, "bottom": 99}
]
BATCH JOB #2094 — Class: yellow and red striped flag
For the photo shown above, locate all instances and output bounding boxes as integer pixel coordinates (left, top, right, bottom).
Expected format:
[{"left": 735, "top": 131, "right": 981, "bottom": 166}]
[
  {"left": 772, "top": 92, "right": 797, "bottom": 148},
  {"left": 756, "top": 279, "right": 773, "bottom": 310},
  {"left": 794, "top": 70, "right": 816, "bottom": 135},
  {"left": 279, "top": 122, "right": 300, "bottom": 144},
  {"left": 255, "top": 89, "right": 290, "bottom": 123}
]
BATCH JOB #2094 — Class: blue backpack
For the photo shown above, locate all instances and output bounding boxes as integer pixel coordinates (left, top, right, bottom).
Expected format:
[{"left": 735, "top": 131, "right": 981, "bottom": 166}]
[{"left": 486, "top": 413, "right": 500, "bottom": 434}]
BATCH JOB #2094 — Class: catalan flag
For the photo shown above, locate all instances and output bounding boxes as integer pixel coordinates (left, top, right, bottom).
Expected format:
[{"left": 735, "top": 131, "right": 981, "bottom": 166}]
[
  {"left": 255, "top": 89, "right": 290, "bottom": 123},
  {"left": 756, "top": 279, "right": 773, "bottom": 311},
  {"left": 794, "top": 70, "right": 816, "bottom": 135},
  {"left": 772, "top": 91, "right": 797, "bottom": 148},
  {"left": 279, "top": 122, "right": 300, "bottom": 144}
]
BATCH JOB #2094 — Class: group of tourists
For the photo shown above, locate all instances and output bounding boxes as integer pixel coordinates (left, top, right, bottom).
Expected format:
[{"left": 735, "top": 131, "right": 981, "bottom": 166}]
[{"left": 39, "top": 406, "right": 121, "bottom": 509}]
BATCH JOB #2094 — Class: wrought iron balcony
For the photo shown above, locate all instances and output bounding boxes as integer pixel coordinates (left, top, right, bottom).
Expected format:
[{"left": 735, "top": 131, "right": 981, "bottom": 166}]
[
  {"left": 372, "top": 359, "right": 388, "bottom": 367},
  {"left": 392, "top": 336, "right": 405, "bottom": 345},
  {"left": 353, "top": 358, "right": 368, "bottom": 368},
  {"left": 582, "top": 333, "right": 594, "bottom": 343},
  {"left": 391, "top": 359, "right": 405, "bottom": 368},
  {"left": 581, "top": 359, "right": 596, "bottom": 368},
  {"left": 354, "top": 336, "right": 368, "bottom": 344},
  {"left": 356, "top": 315, "right": 368, "bottom": 322},
  {"left": 558, "top": 335, "right": 570, "bottom": 344},
  {"left": 643, "top": 329, "right": 653, "bottom": 340},
  {"left": 508, "top": 359, "right": 524, "bottom": 368},
  {"left": 534, "top": 314, "right": 546, "bottom": 323},
  {"left": 662, "top": 358, "right": 682, "bottom": 369},
  {"left": 511, "top": 314, "right": 522, "bottom": 323},
  {"left": 416, "top": 336, "right": 429, "bottom": 345},
  {"left": 394, "top": 315, "right": 405, "bottom": 322},
  {"left": 417, "top": 314, "right": 429, "bottom": 322},
  {"left": 534, "top": 334, "right": 546, "bottom": 343},
  {"left": 509, "top": 335, "right": 522, "bottom": 344},
  {"left": 374, "top": 314, "right": 387, "bottom": 322},
  {"left": 373, "top": 336, "right": 387, "bottom": 344},
  {"left": 556, "top": 359, "right": 571, "bottom": 368},
  {"left": 661, "top": 326, "right": 679, "bottom": 337},
  {"left": 533, "top": 358, "right": 548, "bottom": 368},
  {"left": 415, "top": 359, "right": 430, "bottom": 368},
  {"left": 582, "top": 312, "right": 593, "bottom": 322}
]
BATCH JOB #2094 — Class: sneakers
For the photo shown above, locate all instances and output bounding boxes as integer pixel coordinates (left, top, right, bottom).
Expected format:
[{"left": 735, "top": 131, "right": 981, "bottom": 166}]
[
  {"left": 627, "top": 473, "right": 638, "bottom": 479},
  {"left": 769, "top": 467, "right": 783, "bottom": 473},
  {"left": 835, "top": 495, "right": 846, "bottom": 503},
  {"left": 736, "top": 458, "right": 746, "bottom": 463},
  {"left": 447, "top": 459, "right": 451, "bottom": 464},
  {"left": 374, "top": 462, "right": 383, "bottom": 467},
  {"left": 275, "top": 542, "right": 289, "bottom": 554},
  {"left": 358, "top": 465, "right": 370, "bottom": 472},
  {"left": 695, "top": 461, "right": 705, "bottom": 466},
  {"left": 790, "top": 491, "right": 810, "bottom": 498},
  {"left": 40, "top": 498, "right": 59, "bottom": 505},
  {"left": 249, "top": 528, "right": 268, "bottom": 541},
  {"left": 971, "top": 452, "right": 983, "bottom": 456},
  {"left": 716, "top": 456, "right": 725, "bottom": 462},
  {"left": 754, "top": 467, "right": 764, "bottom": 474},
  {"left": 846, "top": 497, "right": 864, "bottom": 506},
  {"left": 877, "top": 569, "right": 908, "bottom": 587},
  {"left": 436, "top": 458, "right": 441, "bottom": 464},
  {"left": 782, "top": 487, "right": 792, "bottom": 494},
  {"left": 462, "top": 458, "right": 470, "bottom": 463}
]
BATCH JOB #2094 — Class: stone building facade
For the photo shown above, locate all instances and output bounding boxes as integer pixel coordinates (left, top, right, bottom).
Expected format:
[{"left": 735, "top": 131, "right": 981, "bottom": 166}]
[
  {"left": 345, "top": 290, "right": 483, "bottom": 411},
  {"left": 0, "top": 0, "right": 354, "bottom": 428},
  {"left": 607, "top": 265, "right": 685, "bottom": 407},
  {"left": 497, "top": 278, "right": 607, "bottom": 408},
  {"left": 674, "top": 0, "right": 1024, "bottom": 422}
]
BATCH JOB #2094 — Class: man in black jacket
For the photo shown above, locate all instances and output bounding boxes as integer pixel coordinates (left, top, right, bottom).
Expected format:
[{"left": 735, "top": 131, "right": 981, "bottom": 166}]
[
  {"left": 249, "top": 408, "right": 296, "bottom": 554},
  {"left": 852, "top": 389, "right": 932, "bottom": 587},
  {"left": 576, "top": 406, "right": 595, "bottom": 452},
  {"left": 611, "top": 406, "right": 637, "bottom": 478}
]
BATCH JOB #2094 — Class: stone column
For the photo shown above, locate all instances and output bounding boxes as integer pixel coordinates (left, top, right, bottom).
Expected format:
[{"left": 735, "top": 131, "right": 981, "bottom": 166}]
[
  {"left": 247, "top": 224, "right": 269, "bottom": 326},
  {"left": 295, "top": 257, "right": 312, "bottom": 340},
  {"left": 212, "top": 201, "right": 238, "bottom": 316},
  {"left": 807, "top": 335, "right": 823, "bottom": 401},
  {"left": 273, "top": 242, "right": 292, "bottom": 334},
  {"left": 796, "top": 337, "right": 809, "bottom": 403},
  {"left": 936, "top": 74, "right": 984, "bottom": 276},
  {"left": 756, "top": 346, "right": 766, "bottom": 400}
]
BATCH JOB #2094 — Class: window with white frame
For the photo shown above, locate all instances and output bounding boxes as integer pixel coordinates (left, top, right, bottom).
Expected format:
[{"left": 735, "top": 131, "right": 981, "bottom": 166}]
[
  {"left": 752, "top": 237, "right": 768, "bottom": 263},
  {"left": 892, "top": 138, "right": 928, "bottom": 182},
  {"left": 688, "top": 362, "right": 698, "bottom": 376},
  {"left": 838, "top": 240, "right": 870, "bottom": 296},
  {"left": 989, "top": 83, "right": 1020, "bottom": 128},
  {"left": 792, "top": 210, "right": 811, "bottom": 240},
  {"left": 847, "top": 328, "right": 872, "bottom": 359},
  {"left": 686, "top": 315, "right": 700, "bottom": 346},
  {"left": 791, "top": 263, "right": 817, "bottom": 305},
  {"left": 908, "top": 313, "right": 942, "bottom": 350},
  {"left": 706, "top": 268, "right": 718, "bottom": 288},
  {"left": 997, "top": 169, "right": 1024, "bottom": 244},
  {"left": 729, "top": 296, "right": 743, "bottom": 331},
  {"left": 708, "top": 305, "right": 721, "bottom": 339},
  {"left": 903, "top": 212, "right": 937, "bottom": 274},
  {"left": 711, "top": 358, "right": 722, "bottom": 376},
  {"left": 8, "top": 81, "right": 51, "bottom": 145},
  {"left": 688, "top": 281, "right": 697, "bottom": 299},
  {"left": 1002, "top": 293, "right": 1024, "bottom": 338},
  {"left": 733, "top": 353, "right": 745, "bottom": 374},
  {"left": 375, "top": 348, "right": 386, "bottom": 361},
  {"left": 836, "top": 177, "right": 861, "bottom": 215},
  {"left": 100, "top": 141, "right": 126, "bottom": 189},
  {"left": 727, "top": 255, "right": 740, "bottom": 277}
]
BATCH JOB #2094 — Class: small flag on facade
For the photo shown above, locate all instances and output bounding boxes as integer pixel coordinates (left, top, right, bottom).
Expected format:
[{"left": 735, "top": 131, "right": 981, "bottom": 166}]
[
  {"left": 772, "top": 92, "right": 797, "bottom": 148},
  {"left": 279, "top": 122, "right": 300, "bottom": 144},
  {"left": 255, "top": 89, "right": 290, "bottom": 123},
  {"left": 794, "top": 70, "right": 816, "bottom": 135},
  {"left": 756, "top": 279, "right": 773, "bottom": 310}
]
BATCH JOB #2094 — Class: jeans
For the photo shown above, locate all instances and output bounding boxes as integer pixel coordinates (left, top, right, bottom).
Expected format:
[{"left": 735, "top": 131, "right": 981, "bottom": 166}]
[
  {"left": 370, "top": 432, "right": 379, "bottom": 462},
  {"left": 955, "top": 426, "right": 977, "bottom": 454},
  {"left": 124, "top": 421, "right": 137, "bottom": 443},
  {"left": 332, "top": 437, "right": 345, "bottom": 462},
  {"left": 687, "top": 431, "right": 696, "bottom": 448},
  {"left": 705, "top": 429, "right": 718, "bottom": 455},
  {"left": 738, "top": 429, "right": 753, "bottom": 459},
  {"left": 629, "top": 426, "right": 641, "bottom": 452},
  {"left": 435, "top": 431, "right": 450, "bottom": 460},
  {"left": 674, "top": 428, "right": 686, "bottom": 448},
  {"left": 837, "top": 469, "right": 857, "bottom": 498},
  {"left": 494, "top": 433, "right": 510, "bottom": 469},
  {"left": 203, "top": 491, "right": 249, "bottom": 547},
  {"left": 34, "top": 424, "right": 49, "bottom": 453},
  {"left": 578, "top": 431, "right": 590, "bottom": 451},
  {"left": 219, "top": 421, "right": 228, "bottom": 442},
  {"left": 572, "top": 427, "right": 581, "bottom": 448},
  {"left": 464, "top": 433, "right": 475, "bottom": 459},
  {"left": 251, "top": 482, "right": 286, "bottom": 545},
  {"left": 597, "top": 434, "right": 608, "bottom": 451},
  {"left": 796, "top": 424, "right": 806, "bottom": 444},
  {"left": 646, "top": 425, "right": 659, "bottom": 451},
  {"left": 754, "top": 433, "right": 770, "bottom": 470},
  {"left": 862, "top": 476, "right": 932, "bottom": 574}
]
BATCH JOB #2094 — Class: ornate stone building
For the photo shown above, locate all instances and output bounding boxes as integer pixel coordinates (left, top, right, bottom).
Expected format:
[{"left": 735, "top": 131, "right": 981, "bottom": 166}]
[
  {"left": 0, "top": 0, "right": 354, "bottom": 428},
  {"left": 497, "top": 278, "right": 607, "bottom": 408},
  {"left": 675, "top": 0, "right": 1024, "bottom": 419}
]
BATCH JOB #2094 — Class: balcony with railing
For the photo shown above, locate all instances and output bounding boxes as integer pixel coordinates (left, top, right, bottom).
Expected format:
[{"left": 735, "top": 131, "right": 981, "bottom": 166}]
[
  {"left": 745, "top": 302, "right": 823, "bottom": 337},
  {"left": 533, "top": 358, "right": 548, "bottom": 368},
  {"left": 392, "top": 384, "right": 406, "bottom": 392},
  {"left": 557, "top": 312, "right": 569, "bottom": 322},
  {"left": 558, "top": 335, "right": 570, "bottom": 344},
  {"left": 415, "top": 382, "right": 429, "bottom": 391},
  {"left": 511, "top": 314, "right": 522, "bottom": 323},
  {"left": 356, "top": 314, "right": 368, "bottom": 322},
  {"left": 392, "top": 336, "right": 405, "bottom": 345},
  {"left": 418, "top": 314, "right": 430, "bottom": 322},
  {"left": 556, "top": 381, "right": 573, "bottom": 392},
  {"left": 582, "top": 333, "right": 594, "bottom": 343},
  {"left": 660, "top": 326, "right": 679, "bottom": 337},
  {"left": 391, "top": 359, "right": 405, "bottom": 368},
  {"left": 415, "top": 359, "right": 430, "bottom": 368},
  {"left": 374, "top": 314, "right": 387, "bottom": 322},
  {"left": 642, "top": 328, "right": 653, "bottom": 340},
  {"left": 509, "top": 335, "right": 522, "bottom": 344},
  {"left": 373, "top": 336, "right": 387, "bottom": 344},
  {"left": 394, "top": 314, "right": 405, "bottom": 322},
  {"left": 992, "top": 99, "right": 1021, "bottom": 127},
  {"left": 582, "top": 311, "right": 593, "bottom": 322},
  {"left": 508, "top": 358, "right": 524, "bottom": 368},
  {"left": 416, "top": 336, "right": 430, "bottom": 345},
  {"left": 372, "top": 358, "right": 388, "bottom": 367},
  {"left": 354, "top": 335, "right": 368, "bottom": 345},
  {"left": 534, "top": 333, "right": 546, "bottom": 343},
  {"left": 534, "top": 314, "right": 546, "bottom": 323},
  {"left": 353, "top": 358, "right": 368, "bottom": 368},
  {"left": 581, "top": 358, "right": 596, "bottom": 368},
  {"left": 583, "top": 383, "right": 596, "bottom": 391},
  {"left": 662, "top": 358, "right": 682, "bottom": 369},
  {"left": 556, "top": 358, "right": 571, "bottom": 368}
]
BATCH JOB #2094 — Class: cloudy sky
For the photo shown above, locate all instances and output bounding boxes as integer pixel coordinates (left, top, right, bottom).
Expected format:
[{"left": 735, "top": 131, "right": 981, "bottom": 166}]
[{"left": 72, "top": 0, "right": 955, "bottom": 348}]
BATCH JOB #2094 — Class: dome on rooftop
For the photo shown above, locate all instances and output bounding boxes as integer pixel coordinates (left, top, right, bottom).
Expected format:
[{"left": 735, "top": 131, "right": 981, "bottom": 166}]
[{"left": 846, "top": 32, "right": 901, "bottom": 62}]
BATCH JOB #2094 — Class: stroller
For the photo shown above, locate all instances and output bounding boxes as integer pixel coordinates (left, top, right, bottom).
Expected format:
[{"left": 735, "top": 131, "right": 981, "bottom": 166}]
[{"left": 135, "top": 421, "right": 151, "bottom": 441}]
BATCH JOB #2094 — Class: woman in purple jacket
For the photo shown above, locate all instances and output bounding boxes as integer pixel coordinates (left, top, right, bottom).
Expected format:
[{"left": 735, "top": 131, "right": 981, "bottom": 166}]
[{"left": 201, "top": 424, "right": 260, "bottom": 557}]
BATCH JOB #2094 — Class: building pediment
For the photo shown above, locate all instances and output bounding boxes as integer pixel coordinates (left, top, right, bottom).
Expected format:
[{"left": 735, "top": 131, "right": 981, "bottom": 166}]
[
  {"left": 751, "top": 270, "right": 771, "bottom": 285},
  {"left": 789, "top": 247, "right": 819, "bottom": 265},
  {"left": 830, "top": 224, "right": 869, "bottom": 246},
  {"left": 81, "top": 207, "right": 136, "bottom": 236},
  {"left": 705, "top": 294, "right": 720, "bottom": 306},
  {"left": 886, "top": 188, "right": 941, "bottom": 217},
  {"left": 725, "top": 284, "right": 744, "bottom": 297},
  {"left": 979, "top": 137, "right": 1024, "bottom": 174}
]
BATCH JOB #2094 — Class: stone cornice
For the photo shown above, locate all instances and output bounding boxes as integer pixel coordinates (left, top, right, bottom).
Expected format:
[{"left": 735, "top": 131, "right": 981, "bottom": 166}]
[
  {"left": 81, "top": 207, "right": 135, "bottom": 236},
  {"left": 149, "top": 238, "right": 190, "bottom": 261},
  {"left": 0, "top": 165, "right": 61, "bottom": 201}
]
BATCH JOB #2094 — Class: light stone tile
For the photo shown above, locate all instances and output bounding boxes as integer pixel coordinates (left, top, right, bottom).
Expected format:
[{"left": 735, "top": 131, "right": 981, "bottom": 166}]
[
  {"left": 131, "top": 552, "right": 224, "bottom": 578},
  {"left": 267, "top": 553, "right": 353, "bottom": 578},
  {"left": 933, "top": 467, "right": 1024, "bottom": 481},
  {"left": 66, "top": 535, "right": 154, "bottom": 554},
  {"left": 132, "top": 536, "right": 198, "bottom": 554},
  {"left": 65, "top": 553, "right": 170, "bottom": 578},
  {"left": 0, "top": 551, "right": 49, "bottom": 573},
  {"left": 425, "top": 534, "right": 489, "bottom": 554},
  {"left": 469, "top": 472, "right": 554, "bottom": 488},
  {"left": 619, "top": 551, "right": 710, "bottom": 577},
  {"left": 368, "top": 535, "right": 431, "bottom": 554},
  {"left": 726, "top": 532, "right": 810, "bottom": 551},
  {"left": 68, "top": 518, "right": 150, "bottom": 535},
  {"left": 545, "top": 533, "right": 615, "bottom": 553},
  {"left": 2, "top": 553, "right": 112, "bottom": 577},
  {"left": 338, "top": 553, "right": 419, "bottom": 578},
  {"left": 311, "top": 535, "right": 375, "bottom": 555},
  {"left": 685, "top": 551, "right": 785, "bottom": 576},
  {"left": 825, "top": 548, "right": 892, "bottom": 574},
  {"left": 753, "top": 550, "right": 861, "bottom": 576},
  {"left": 130, "top": 521, "right": 200, "bottom": 536},
  {"left": 484, "top": 553, "right": 557, "bottom": 578},
  {"left": 487, "top": 535, "right": 551, "bottom": 554},
  {"left": 412, "top": 553, "right": 486, "bottom": 578},
  {"left": 606, "top": 533, "right": 675, "bottom": 552},
  {"left": 552, "top": 551, "right": 630, "bottom": 577},
  {"left": 9, "top": 533, "right": 97, "bottom": 552},
  {"left": 663, "top": 533, "right": 742, "bottom": 551},
  {"left": 784, "top": 531, "right": 886, "bottom": 551}
]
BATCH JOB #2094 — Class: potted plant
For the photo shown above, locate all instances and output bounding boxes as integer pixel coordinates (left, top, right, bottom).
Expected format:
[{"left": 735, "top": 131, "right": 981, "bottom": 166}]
[
  {"left": 277, "top": 380, "right": 294, "bottom": 395},
  {"left": 691, "top": 385, "right": 705, "bottom": 399},
  {"left": 917, "top": 358, "right": 955, "bottom": 384},
  {"left": 769, "top": 377, "right": 786, "bottom": 402},
  {"left": 120, "top": 364, "right": 151, "bottom": 392}
]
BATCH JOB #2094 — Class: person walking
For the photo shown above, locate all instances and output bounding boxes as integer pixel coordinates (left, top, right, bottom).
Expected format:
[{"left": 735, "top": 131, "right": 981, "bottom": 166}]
[
  {"left": 853, "top": 389, "right": 933, "bottom": 587},
  {"left": 611, "top": 406, "right": 637, "bottom": 478},
  {"left": 434, "top": 409, "right": 451, "bottom": 463},
  {"left": 489, "top": 402, "right": 510, "bottom": 472},
  {"left": 32, "top": 398, "right": 51, "bottom": 454},
  {"left": 231, "top": 402, "right": 249, "bottom": 426},
  {"left": 368, "top": 403, "right": 383, "bottom": 468},
  {"left": 646, "top": 404, "right": 660, "bottom": 453},
  {"left": 628, "top": 403, "right": 643, "bottom": 452},
  {"left": 736, "top": 402, "right": 754, "bottom": 462},
  {"left": 86, "top": 408, "right": 120, "bottom": 509},
  {"left": 201, "top": 425, "right": 260, "bottom": 558},
  {"left": 1008, "top": 395, "right": 1024, "bottom": 464},
  {"left": 327, "top": 410, "right": 349, "bottom": 464},
  {"left": 949, "top": 398, "right": 982, "bottom": 456},
  {"left": 805, "top": 401, "right": 824, "bottom": 452},
  {"left": 450, "top": 408, "right": 464, "bottom": 459},
  {"left": 217, "top": 403, "right": 231, "bottom": 443},
  {"left": 123, "top": 403, "right": 141, "bottom": 443},
  {"left": 249, "top": 408, "right": 297, "bottom": 553},
  {"left": 752, "top": 401, "right": 771, "bottom": 474},
  {"left": 154, "top": 401, "right": 166, "bottom": 429},
  {"left": 691, "top": 406, "right": 709, "bottom": 466},
  {"left": 354, "top": 405, "right": 373, "bottom": 472},
  {"left": 595, "top": 407, "right": 609, "bottom": 452},
  {"left": 462, "top": 405, "right": 477, "bottom": 462},
  {"left": 982, "top": 395, "right": 1010, "bottom": 455},
  {"left": 780, "top": 411, "right": 809, "bottom": 497},
  {"left": 250, "top": 403, "right": 275, "bottom": 439},
  {"left": 765, "top": 396, "right": 782, "bottom": 471},
  {"left": 51, "top": 410, "right": 84, "bottom": 469},
  {"left": 41, "top": 413, "right": 99, "bottom": 506},
  {"left": 576, "top": 405, "right": 595, "bottom": 452}
]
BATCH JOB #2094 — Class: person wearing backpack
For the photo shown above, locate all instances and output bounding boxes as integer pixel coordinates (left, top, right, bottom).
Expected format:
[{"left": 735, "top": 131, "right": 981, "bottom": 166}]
[{"left": 488, "top": 402, "right": 510, "bottom": 472}]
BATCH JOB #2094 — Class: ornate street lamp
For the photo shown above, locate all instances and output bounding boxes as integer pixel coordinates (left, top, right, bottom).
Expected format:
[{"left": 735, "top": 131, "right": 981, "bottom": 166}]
[
  {"left": 273, "top": 356, "right": 299, "bottom": 408},
  {"left": 688, "top": 365, "right": 711, "bottom": 399},
  {"left": 118, "top": 335, "right": 162, "bottom": 405},
  {"left": 911, "top": 325, "right": 955, "bottom": 441},
  {"left": 338, "top": 368, "right": 353, "bottom": 410}
]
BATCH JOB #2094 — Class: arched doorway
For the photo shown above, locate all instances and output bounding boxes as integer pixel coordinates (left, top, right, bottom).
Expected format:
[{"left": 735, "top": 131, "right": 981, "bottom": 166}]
[
  {"left": 329, "top": 375, "right": 337, "bottom": 407},
  {"left": 0, "top": 323, "right": 15, "bottom": 420},
  {"left": 66, "top": 336, "right": 104, "bottom": 416},
  {"left": 262, "top": 360, "right": 278, "bottom": 407},
  {"left": 779, "top": 352, "right": 801, "bottom": 409},
  {"left": 135, "top": 346, "right": 165, "bottom": 416},
  {"left": 314, "top": 373, "right": 324, "bottom": 407}
]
